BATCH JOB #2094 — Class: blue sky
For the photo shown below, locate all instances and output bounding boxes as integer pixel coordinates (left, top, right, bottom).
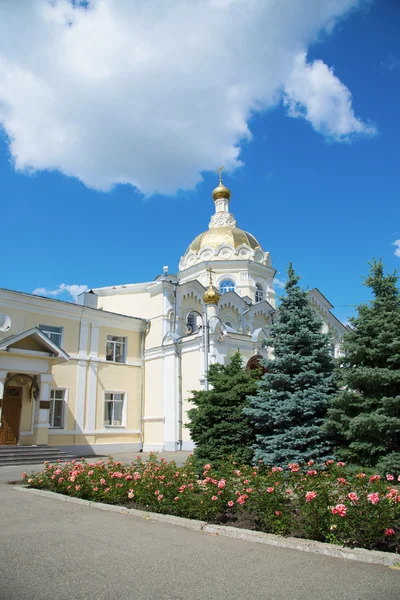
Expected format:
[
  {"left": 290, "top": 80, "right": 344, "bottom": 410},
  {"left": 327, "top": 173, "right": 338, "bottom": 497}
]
[{"left": 1, "top": 0, "right": 399, "bottom": 323}]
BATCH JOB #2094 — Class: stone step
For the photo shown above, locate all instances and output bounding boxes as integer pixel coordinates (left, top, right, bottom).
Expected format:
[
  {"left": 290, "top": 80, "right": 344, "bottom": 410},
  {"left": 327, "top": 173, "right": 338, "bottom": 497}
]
[{"left": 0, "top": 445, "right": 81, "bottom": 466}]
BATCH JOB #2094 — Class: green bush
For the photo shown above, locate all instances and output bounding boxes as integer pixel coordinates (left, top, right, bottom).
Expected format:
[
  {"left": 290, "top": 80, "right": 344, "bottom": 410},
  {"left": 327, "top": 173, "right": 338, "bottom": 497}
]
[{"left": 24, "top": 454, "right": 400, "bottom": 553}]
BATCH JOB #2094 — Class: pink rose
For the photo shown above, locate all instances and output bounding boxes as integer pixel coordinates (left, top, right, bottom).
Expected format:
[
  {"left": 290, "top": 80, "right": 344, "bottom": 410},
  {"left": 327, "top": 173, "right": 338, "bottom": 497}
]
[
  {"left": 174, "top": 496, "right": 179, "bottom": 501},
  {"left": 367, "top": 492, "right": 380, "bottom": 505},
  {"left": 356, "top": 473, "right": 366, "bottom": 479},
  {"left": 337, "top": 462, "right": 346, "bottom": 467},
  {"left": 307, "top": 470, "right": 317, "bottom": 476},
  {"left": 386, "top": 474, "right": 394, "bottom": 481},
  {"left": 228, "top": 501, "right": 234, "bottom": 507},
  {"left": 271, "top": 467, "right": 283, "bottom": 473},
  {"left": 211, "top": 495, "right": 218, "bottom": 501},
  {"left": 305, "top": 491, "right": 317, "bottom": 502},
  {"left": 369, "top": 474, "right": 381, "bottom": 483},
  {"left": 157, "top": 494, "right": 164, "bottom": 501},
  {"left": 275, "top": 511, "right": 281, "bottom": 516},
  {"left": 267, "top": 487, "right": 274, "bottom": 493},
  {"left": 337, "top": 477, "right": 348, "bottom": 485},
  {"left": 347, "top": 492, "right": 359, "bottom": 504},
  {"left": 331, "top": 504, "right": 347, "bottom": 517},
  {"left": 237, "top": 494, "right": 248, "bottom": 505},
  {"left": 218, "top": 479, "right": 226, "bottom": 489},
  {"left": 75, "top": 485, "right": 80, "bottom": 491},
  {"left": 384, "top": 528, "right": 395, "bottom": 536}
]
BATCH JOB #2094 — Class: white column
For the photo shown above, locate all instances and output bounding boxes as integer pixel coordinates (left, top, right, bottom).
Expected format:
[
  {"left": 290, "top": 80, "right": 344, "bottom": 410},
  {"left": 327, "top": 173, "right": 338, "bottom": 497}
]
[
  {"left": 85, "top": 323, "right": 99, "bottom": 433},
  {"left": 0, "top": 370, "right": 7, "bottom": 400},
  {"left": 163, "top": 348, "right": 178, "bottom": 451},
  {"left": 33, "top": 373, "right": 53, "bottom": 445},
  {"left": 75, "top": 319, "right": 90, "bottom": 434}
]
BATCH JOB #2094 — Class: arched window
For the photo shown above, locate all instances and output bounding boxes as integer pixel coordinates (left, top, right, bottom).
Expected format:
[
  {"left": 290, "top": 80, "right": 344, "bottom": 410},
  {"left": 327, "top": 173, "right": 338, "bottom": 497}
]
[
  {"left": 186, "top": 312, "right": 197, "bottom": 335},
  {"left": 224, "top": 321, "right": 233, "bottom": 329},
  {"left": 219, "top": 279, "right": 235, "bottom": 294},
  {"left": 169, "top": 311, "right": 175, "bottom": 332},
  {"left": 255, "top": 283, "right": 264, "bottom": 303}
]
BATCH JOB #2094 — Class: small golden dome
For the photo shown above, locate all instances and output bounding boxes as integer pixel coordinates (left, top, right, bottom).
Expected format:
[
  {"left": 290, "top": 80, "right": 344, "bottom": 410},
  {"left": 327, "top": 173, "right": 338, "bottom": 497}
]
[
  {"left": 203, "top": 285, "right": 221, "bottom": 305},
  {"left": 212, "top": 182, "right": 231, "bottom": 202}
]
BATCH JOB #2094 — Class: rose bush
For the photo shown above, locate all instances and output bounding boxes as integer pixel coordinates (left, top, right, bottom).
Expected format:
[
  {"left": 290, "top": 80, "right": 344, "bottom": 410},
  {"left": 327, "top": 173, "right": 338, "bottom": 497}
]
[{"left": 23, "top": 454, "right": 400, "bottom": 553}]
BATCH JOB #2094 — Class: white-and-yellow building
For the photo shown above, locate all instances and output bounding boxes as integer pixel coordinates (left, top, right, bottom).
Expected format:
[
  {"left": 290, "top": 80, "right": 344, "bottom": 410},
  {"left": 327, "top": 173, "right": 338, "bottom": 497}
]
[{"left": 0, "top": 177, "right": 346, "bottom": 453}]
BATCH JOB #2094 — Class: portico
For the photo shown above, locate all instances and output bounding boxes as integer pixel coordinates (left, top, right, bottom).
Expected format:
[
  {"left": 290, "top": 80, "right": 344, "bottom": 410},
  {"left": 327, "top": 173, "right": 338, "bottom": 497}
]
[{"left": 0, "top": 328, "right": 69, "bottom": 445}]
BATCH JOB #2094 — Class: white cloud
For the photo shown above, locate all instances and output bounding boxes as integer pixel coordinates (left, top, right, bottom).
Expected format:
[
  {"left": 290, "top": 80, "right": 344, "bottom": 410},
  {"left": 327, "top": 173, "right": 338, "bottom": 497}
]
[
  {"left": 393, "top": 240, "right": 400, "bottom": 258},
  {"left": 381, "top": 54, "right": 400, "bottom": 72},
  {"left": 0, "top": 0, "right": 374, "bottom": 196},
  {"left": 32, "top": 283, "right": 88, "bottom": 302},
  {"left": 283, "top": 53, "right": 376, "bottom": 140},
  {"left": 274, "top": 277, "right": 286, "bottom": 290}
]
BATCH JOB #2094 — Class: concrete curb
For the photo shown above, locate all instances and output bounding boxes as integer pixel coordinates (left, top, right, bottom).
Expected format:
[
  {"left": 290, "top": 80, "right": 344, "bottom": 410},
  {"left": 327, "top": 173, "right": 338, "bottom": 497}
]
[{"left": 13, "top": 486, "right": 400, "bottom": 568}]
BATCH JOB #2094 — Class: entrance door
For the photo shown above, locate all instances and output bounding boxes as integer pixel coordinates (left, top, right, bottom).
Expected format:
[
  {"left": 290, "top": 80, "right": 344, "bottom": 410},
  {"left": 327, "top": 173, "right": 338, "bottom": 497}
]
[{"left": 0, "top": 387, "right": 22, "bottom": 445}]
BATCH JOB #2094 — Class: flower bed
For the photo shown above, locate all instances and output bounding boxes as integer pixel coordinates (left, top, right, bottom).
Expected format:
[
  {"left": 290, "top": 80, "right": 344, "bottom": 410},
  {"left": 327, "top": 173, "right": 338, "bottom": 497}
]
[{"left": 23, "top": 454, "right": 400, "bottom": 553}]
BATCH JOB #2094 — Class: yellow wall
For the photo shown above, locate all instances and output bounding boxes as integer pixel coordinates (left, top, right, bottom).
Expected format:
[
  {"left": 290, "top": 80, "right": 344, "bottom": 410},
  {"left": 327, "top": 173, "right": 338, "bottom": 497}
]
[{"left": 1, "top": 294, "right": 145, "bottom": 449}]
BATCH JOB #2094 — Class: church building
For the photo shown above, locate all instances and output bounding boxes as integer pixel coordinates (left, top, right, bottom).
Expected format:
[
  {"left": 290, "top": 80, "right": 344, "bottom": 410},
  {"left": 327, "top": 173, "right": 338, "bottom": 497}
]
[{"left": 0, "top": 176, "right": 346, "bottom": 454}]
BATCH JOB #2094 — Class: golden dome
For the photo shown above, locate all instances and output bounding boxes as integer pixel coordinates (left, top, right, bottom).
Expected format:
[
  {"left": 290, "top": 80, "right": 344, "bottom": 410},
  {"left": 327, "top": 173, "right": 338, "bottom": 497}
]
[
  {"left": 212, "top": 182, "right": 231, "bottom": 202},
  {"left": 203, "top": 285, "right": 221, "bottom": 305},
  {"left": 186, "top": 227, "right": 261, "bottom": 254}
]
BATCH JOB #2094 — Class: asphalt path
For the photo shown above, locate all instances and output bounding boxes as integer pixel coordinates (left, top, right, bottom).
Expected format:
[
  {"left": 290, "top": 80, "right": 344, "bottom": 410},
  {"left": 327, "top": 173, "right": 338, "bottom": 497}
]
[{"left": 0, "top": 477, "right": 399, "bottom": 600}]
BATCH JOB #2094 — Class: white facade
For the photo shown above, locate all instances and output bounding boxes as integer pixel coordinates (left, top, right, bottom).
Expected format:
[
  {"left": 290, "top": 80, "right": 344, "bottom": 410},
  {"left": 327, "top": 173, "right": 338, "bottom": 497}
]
[{"left": 80, "top": 178, "right": 347, "bottom": 452}]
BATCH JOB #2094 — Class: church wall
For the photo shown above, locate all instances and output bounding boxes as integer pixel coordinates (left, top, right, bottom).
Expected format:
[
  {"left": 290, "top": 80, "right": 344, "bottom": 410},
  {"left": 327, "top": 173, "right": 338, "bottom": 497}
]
[
  {"left": 97, "top": 291, "right": 163, "bottom": 349},
  {"left": 181, "top": 349, "right": 202, "bottom": 446},
  {"left": 143, "top": 357, "right": 164, "bottom": 449}
]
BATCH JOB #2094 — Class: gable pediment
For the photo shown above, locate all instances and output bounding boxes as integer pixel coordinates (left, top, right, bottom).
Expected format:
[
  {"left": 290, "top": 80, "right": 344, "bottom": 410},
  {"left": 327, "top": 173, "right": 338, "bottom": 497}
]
[{"left": 0, "top": 327, "right": 69, "bottom": 361}]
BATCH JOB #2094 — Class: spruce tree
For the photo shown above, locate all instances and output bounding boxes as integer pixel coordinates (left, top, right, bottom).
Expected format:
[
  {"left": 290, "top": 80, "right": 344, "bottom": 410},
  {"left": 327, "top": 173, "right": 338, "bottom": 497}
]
[
  {"left": 245, "top": 263, "right": 335, "bottom": 466},
  {"left": 324, "top": 260, "right": 400, "bottom": 474},
  {"left": 186, "top": 352, "right": 258, "bottom": 466}
]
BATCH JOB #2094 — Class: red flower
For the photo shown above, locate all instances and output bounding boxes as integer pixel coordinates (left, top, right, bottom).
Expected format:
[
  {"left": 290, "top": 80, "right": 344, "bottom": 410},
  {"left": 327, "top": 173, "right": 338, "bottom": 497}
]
[
  {"left": 369, "top": 475, "right": 381, "bottom": 483},
  {"left": 384, "top": 528, "right": 395, "bottom": 536}
]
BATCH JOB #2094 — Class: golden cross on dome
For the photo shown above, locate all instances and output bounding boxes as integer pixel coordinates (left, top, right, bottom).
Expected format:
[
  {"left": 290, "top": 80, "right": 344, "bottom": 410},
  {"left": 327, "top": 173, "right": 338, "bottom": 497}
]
[
  {"left": 216, "top": 166, "right": 224, "bottom": 185},
  {"left": 207, "top": 266, "right": 215, "bottom": 287}
]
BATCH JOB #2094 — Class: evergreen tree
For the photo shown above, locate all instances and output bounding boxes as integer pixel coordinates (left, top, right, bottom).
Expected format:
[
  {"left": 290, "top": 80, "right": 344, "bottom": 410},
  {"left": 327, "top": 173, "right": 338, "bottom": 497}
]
[
  {"left": 324, "top": 260, "right": 400, "bottom": 474},
  {"left": 186, "top": 352, "right": 258, "bottom": 466},
  {"left": 245, "top": 263, "right": 335, "bottom": 466}
]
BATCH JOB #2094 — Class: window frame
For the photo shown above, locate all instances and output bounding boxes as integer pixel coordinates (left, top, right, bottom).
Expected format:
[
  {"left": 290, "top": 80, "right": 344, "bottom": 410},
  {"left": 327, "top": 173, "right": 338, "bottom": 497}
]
[
  {"left": 39, "top": 324, "right": 63, "bottom": 347},
  {"left": 104, "top": 391, "right": 126, "bottom": 427},
  {"left": 49, "top": 389, "right": 66, "bottom": 429},
  {"left": 106, "top": 335, "right": 127, "bottom": 363},
  {"left": 186, "top": 312, "right": 198, "bottom": 335},
  {"left": 255, "top": 283, "right": 264, "bottom": 303},
  {"left": 219, "top": 279, "right": 236, "bottom": 294}
]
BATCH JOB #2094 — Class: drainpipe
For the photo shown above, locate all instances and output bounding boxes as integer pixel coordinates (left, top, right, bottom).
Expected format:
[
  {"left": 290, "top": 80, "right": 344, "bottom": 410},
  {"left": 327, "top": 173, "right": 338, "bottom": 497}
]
[
  {"left": 139, "top": 320, "right": 150, "bottom": 452},
  {"left": 176, "top": 343, "right": 183, "bottom": 451}
]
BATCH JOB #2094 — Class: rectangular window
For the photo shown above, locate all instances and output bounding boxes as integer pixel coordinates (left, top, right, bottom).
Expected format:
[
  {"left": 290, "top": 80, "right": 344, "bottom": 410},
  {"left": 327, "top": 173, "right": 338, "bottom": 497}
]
[
  {"left": 106, "top": 336, "right": 126, "bottom": 363},
  {"left": 104, "top": 392, "right": 124, "bottom": 426},
  {"left": 49, "top": 390, "right": 65, "bottom": 428},
  {"left": 39, "top": 325, "right": 63, "bottom": 347}
]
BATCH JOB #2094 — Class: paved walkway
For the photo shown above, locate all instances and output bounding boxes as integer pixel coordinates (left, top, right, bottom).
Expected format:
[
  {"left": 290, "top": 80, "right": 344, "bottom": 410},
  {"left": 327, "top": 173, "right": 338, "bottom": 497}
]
[{"left": 0, "top": 478, "right": 399, "bottom": 599}]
